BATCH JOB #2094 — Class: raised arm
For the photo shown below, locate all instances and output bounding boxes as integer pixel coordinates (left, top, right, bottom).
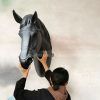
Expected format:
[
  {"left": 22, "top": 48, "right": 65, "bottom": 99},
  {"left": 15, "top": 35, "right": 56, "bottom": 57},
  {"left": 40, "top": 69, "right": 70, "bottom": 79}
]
[
  {"left": 14, "top": 65, "right": 30, "bottom": 99},
  {"left": 37, "top": 50, "right": 49, "bottom": 71},
  {"left": 37, "top": 50, "right": 52, "bottom": 85}
]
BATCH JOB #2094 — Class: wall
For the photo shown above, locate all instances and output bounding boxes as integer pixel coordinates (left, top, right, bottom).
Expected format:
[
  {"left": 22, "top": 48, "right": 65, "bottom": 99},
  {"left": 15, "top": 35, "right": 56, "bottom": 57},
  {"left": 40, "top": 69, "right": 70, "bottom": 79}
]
[{"left": 0, "top": 0, "right": 100, "bottom": 100}]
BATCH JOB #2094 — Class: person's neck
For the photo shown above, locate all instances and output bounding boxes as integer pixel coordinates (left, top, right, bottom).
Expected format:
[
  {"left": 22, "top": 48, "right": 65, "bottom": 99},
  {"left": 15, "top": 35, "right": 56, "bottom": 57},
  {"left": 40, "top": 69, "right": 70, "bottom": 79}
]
[{"left": 57, "top": 86, "right": 67, "bottom": 95}]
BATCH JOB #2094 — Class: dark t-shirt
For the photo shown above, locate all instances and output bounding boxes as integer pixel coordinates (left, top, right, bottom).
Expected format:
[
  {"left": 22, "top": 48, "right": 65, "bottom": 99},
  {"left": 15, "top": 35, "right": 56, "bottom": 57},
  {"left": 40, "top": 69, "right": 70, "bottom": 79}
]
[{"left": 14, "top": 70, "right": 71, "bottom": 100}]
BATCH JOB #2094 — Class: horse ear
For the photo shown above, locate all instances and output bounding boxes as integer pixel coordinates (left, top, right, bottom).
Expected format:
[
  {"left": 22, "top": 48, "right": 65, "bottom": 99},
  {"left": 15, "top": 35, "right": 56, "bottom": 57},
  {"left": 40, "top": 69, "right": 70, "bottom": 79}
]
[
  {"left": 34, "top": 11, "right": 38, "bottom": 18},
  {"left": 32, "top": 11, "right": 38, "bottom": 22},
  {"left": 13, "top": 10, "right": 22, "bottom": 23}
]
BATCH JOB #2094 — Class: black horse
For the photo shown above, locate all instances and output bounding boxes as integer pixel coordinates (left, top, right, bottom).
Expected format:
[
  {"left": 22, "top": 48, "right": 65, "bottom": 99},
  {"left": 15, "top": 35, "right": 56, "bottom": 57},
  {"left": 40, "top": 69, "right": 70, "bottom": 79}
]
[{"left": 13, "top": 10, "right": 52, "bottom": 77}]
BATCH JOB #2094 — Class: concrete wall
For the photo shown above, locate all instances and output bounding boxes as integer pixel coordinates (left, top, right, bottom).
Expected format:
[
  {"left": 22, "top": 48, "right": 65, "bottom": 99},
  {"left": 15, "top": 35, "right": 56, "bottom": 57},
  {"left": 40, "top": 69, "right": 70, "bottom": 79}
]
[{"left": 0, "top": 0, "right": 100, "bottom": 100}]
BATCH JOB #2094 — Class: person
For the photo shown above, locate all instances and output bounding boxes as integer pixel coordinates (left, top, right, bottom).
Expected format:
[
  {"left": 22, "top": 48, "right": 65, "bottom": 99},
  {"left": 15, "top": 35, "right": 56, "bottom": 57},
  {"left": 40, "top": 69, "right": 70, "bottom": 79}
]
[{"left": 14, "top": 51, "right": 71, "bottom": 100}]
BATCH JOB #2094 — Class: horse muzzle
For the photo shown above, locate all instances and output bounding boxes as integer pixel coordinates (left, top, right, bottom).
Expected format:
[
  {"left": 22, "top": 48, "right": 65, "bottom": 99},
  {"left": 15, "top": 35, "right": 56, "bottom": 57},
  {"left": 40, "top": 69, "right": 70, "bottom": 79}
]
[{"left": 19, "top": 56, "right": 33, "bottom": 69}]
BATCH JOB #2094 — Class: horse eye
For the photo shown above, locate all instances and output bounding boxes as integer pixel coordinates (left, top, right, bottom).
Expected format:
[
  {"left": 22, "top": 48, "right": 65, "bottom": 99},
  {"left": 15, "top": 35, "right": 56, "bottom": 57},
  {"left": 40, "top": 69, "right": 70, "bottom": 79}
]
[{"left": 25, "top": 21, "right": 27, "bottom": 26}]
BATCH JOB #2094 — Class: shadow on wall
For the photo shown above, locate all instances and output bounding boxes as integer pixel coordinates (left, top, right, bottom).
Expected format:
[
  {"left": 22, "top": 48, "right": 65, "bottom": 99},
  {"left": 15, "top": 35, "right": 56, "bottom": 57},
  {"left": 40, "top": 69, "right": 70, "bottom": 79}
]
[{"left": 0, "top": 65, "right": 22, "bottom": 87}]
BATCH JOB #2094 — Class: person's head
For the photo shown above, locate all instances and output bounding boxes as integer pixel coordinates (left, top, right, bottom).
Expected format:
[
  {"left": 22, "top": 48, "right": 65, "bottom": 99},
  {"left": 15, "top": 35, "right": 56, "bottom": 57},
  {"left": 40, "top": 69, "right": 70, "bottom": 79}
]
[{"left": 51, "top": 67, "right": 69, "bottom": 90}]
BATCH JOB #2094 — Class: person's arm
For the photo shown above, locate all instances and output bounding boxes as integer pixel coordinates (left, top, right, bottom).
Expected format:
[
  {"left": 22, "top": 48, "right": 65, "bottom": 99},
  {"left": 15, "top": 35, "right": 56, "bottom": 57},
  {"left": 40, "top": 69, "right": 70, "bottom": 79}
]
[
  {"left": 37, "top": 50, "right": 49, "bottom": 72},
  {"left": 37, "top": 50, "right": 52, "bottom": 85},
  {"left": 14, "top": 77, "right": 38, "bottom": 100},
  {"left": 14, "top": 65, "right": 30, "bottom": 99},
  {"left": 14, "top": 77, "right": 26, "bottom": 99}
]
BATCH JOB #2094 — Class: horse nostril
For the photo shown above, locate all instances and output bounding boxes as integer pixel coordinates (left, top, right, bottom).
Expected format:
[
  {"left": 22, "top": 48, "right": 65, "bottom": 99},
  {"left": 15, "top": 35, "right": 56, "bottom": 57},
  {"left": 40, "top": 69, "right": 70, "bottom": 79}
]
[
  {"left": 27, "top": 57, "right": 33, "bottom": 64},
  {"left": 19, "top": 57, "right": 33, "bottom": 69}
]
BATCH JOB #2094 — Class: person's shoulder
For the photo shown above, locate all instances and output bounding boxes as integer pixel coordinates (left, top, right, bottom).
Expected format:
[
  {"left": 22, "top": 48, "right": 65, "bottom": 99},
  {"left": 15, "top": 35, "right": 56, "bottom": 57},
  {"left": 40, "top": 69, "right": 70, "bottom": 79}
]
[
  {"left": 35, "top": 89, "right": 53, "bottom": 97},
  {"left": 38, "top": 88, "right": 54, "bottom": 100},
  {"left": 30, "top": 89, "right": 48, "bottom": 97},
  {"left": 37, "top": 88, "right": 48, "bottom": 92},
  {"left": 37, "top": 88, "right": 52, "bottom": 96},
  {"left": 32, "top": 88, "right": 47, "bottom": 93},
  {"left": 31, "top": 88, "right": 54, "bottom": 100}
]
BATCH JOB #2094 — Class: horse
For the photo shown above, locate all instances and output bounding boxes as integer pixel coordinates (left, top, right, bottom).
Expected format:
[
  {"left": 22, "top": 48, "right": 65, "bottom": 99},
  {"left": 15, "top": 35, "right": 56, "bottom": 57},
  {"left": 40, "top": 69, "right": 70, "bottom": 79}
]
[{"left": 13, "top": 10, "right": 52, "bottom": 77}]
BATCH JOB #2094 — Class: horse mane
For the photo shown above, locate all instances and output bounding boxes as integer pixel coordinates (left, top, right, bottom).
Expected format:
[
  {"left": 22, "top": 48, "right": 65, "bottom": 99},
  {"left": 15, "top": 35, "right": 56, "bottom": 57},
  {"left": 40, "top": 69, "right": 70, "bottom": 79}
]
[
  {"left": 38, "top": 19, "right": 50, "bottom": 40},
  {"left": 38, "top": 18, "right": 52, "bottom": 50}
]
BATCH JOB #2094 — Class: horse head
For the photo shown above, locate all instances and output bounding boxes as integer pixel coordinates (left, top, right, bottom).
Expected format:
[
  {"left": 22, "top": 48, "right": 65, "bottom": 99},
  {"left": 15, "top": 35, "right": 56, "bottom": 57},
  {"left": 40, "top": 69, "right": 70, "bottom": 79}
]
[{"left": 13, "top": 10, "right": 52, "bottom": 76}]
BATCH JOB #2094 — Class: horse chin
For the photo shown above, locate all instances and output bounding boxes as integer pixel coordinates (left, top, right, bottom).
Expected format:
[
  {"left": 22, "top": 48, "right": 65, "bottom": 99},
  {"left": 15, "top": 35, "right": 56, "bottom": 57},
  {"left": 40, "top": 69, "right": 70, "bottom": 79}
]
[{"left": 20, "top": 57, "right": 33, "bottom": 69}]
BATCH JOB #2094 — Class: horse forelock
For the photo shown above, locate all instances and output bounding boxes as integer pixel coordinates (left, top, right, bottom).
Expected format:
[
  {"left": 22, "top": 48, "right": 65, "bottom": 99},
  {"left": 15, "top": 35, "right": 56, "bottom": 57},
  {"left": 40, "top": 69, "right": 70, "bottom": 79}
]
[{"left": 20, "top": 14, "right": 33, "bottom": 28}]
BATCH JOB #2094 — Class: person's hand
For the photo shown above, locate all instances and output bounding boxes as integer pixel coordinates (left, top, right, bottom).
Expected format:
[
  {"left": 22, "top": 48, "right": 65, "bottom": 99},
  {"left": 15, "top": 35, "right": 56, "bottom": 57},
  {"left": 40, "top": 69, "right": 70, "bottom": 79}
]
[
  {"left": 38, "top": 50, "right": 48, "bottom": 64},
  {"left": 19, "top": 64, "right": 30, "bottom": 78},
  {"left": 37, "top": 50, "right": 49, "bottom": 71}
]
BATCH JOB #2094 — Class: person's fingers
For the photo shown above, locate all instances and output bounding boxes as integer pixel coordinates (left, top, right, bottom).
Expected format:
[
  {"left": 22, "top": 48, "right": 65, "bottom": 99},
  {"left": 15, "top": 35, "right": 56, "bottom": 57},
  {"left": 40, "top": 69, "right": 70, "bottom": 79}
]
[
  {"left": 19, "top": 64, "right": 23, "bottom": 71},
  {"left": 43, "top": 50, "right": 48, "bottom": 57},
  {"left": 37, "top": 50, "right": 48, "bottom": 63},
  {"left": 19, "top": 64, "right": 30, "bottom": 72},
  {"left": 44, "top": 50, "right": 47, "bottom": 55}
]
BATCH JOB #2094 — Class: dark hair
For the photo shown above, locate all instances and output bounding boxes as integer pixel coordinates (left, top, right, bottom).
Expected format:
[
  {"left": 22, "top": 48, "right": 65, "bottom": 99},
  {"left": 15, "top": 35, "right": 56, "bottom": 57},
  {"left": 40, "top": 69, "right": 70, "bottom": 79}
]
[{"left": 51, "top": 67, "right": 69, "bottom": 90}]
